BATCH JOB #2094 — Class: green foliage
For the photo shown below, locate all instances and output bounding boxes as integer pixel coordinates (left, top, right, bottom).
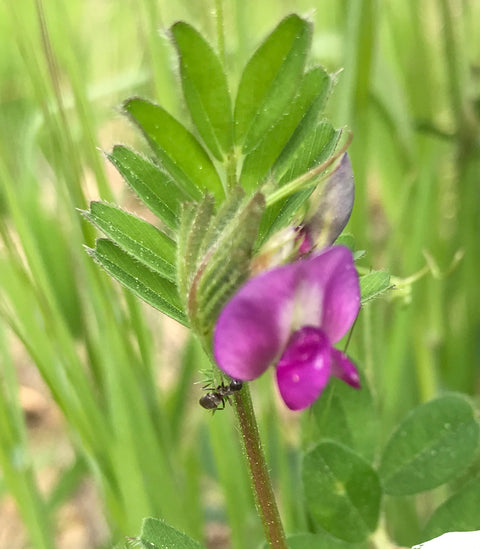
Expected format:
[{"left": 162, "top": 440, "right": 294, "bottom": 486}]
[
  {"left": 177, "top": 189, "right": 265, "bottom": 335},
  {"left": 84, "top": 201, "right": 176, "bottom": 281},
  {"left": 307, "top": 373, "right": 377, "bottom": 462},
  {"left": 0, "top": 326, "right": 55, "bottom": 549},
  {"left": 88, "top": 239, "right": 187, "bottom": 326},
  {"left": 1, "top": 2, "right": 479, "bottom": 549},
  {"left": 422, "top": 477, "right": 480, "bottom": 540},
  {"left": 302, "top": 441, "right": 381, "bottom": 543},
  {"left": 239, "top": 66, "right": 331, "bottom": 191},
  {"left": 123, "top": 98, "right": 224, "bottom": 202},
  {"left": 137, "top": 517, "right": 204, "bottom": 549},
  {"left": 258, "top": 121, "right": 341, "bottom": 243},
  {"left": 234, "top": 14, "right": 312, "bottom": 154},
  {"left": 107, "top": 146, "right": 188, "bottom": 230},
  {"left": 87, "top": 12, "right": 342, "bottom": 340},
  {"left": 360, "top": 271, "right": 392, "bottom": 303},
  {"left": 176, "top": 194, "right": 216, "bottom": 304},
  {"left": 302, "top": 386, "right": 480, "bottom": 546},
  {"left": 274, "top": 122, "right": 341, "bottom": 186},
  {"left": 171, "top": 22, "right": 233, "bottom": 160},
  {"left": 379, "top": 395, "right": 479, "bottom": 495}
]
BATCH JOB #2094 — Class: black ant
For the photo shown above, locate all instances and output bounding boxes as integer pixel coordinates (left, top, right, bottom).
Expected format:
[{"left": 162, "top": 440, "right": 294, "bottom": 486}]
[{"left": 199, "top": 379, "right": 243, "bottom": 411}]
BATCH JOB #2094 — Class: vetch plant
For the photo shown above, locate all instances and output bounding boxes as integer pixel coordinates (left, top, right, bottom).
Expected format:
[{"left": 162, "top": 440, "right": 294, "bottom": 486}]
[{"left": 82, "top": 12, "right": 480, "bottom": 549}]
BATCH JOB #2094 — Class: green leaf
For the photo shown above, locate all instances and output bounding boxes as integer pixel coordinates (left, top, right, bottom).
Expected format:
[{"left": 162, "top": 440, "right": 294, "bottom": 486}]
[
  {"left": 308, "top": 373, "right": 377, "bottom": 462},
  {"left": 333, "top": 235, "right": 365, "bottom": 261},
  {"left": 422, "top": 477, "right": 480, "bottom": 540},
  {"left": 84, "top": 202, "right": 176, "bottom": 282},
  {"left": 108, "top": 145, "right": 189, "bottom": 230},
  {"left": 171, "top": 22, "right": 233, "bottom": 160},
  {"left": 303, "top": 441, "right": 381, "bottom": 543},
  {"left": 256, "top": 122, "right": 340, "bottom": 241},
  {"left": 139, "top": 517, "right": 204, "bottom": 549},
  {"left": 89, "top": 239, "right": 187, "bottom": 326},
  {"left": 379, "top": 395, "right": 479, "bottom": 496},
  {"left": 124, "top": 98, "right": 224, "bottom": 202},
  {"left": 273, "top": 120, "right": 341, "bottom": 184},
  {"left": 234, "top": 14, "right": 312, "bottom": 153},
  {"left": 240, "top": 67, "right": 331, "bottom": 192},
  {"left": 28, "top": 207, "right": 83, "bottom": 337},
  {"left": 360, "top": 271, "right": 392, "bottom": 303}
]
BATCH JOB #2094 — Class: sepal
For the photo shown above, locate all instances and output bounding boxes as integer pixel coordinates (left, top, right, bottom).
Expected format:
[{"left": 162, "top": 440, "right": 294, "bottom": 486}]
[{"left": 177, "top": 188, "right": 265, "bottom": 336}]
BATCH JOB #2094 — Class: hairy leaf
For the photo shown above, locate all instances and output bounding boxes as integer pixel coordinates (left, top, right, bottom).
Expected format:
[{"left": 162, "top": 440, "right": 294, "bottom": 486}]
[
  {"left": 360, "top": 271, "right": 392, "bottom": 303},
  {"left": 240, "top": 67, "right": 331, "bottom": 192},
  {"left": 234, "top": 14, "right": 312, "bottom": 153},
  {"left": 85, "top": 202, "right": 176, "bottom": 281},
  {"left": 139, "top": 517, "right": 204, "bottom": 549},
  {"left": 303, "top": 441, "right": 381, "bottom": 543},
  {"left": 171, "top": 22, "right": 233, "bottom": 159},
  {"left": 108, "top": 145, "right": 189, "bottom": 230},
  {"left": 89, "top": 239, "right": 187, "bottom": 326},
  {"left": 379, "top": 395, "right": 479, "bottom": 495},
  {"left": 124, "top": 98, "right": 224, "bottom": 202}
]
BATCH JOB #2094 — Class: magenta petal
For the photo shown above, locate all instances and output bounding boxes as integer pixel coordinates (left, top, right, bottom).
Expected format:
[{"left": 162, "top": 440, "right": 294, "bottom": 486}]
[
  {"left": 302, "top": 246, "right": 360, "bottom": 342},
  {"left": 331, "top": 348, "right": 360, "bottom": 388},
  {"left": 276, "top": 327, "right": 331, "bottom": 411},
  {"left": 214, "top": 263, "right": 299, "bottom": 380}
]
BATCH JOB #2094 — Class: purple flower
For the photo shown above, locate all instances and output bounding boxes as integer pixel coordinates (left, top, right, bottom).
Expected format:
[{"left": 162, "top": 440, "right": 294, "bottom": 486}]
[{"left": 213, "top": 246, "right": 361, "bottom": 410}]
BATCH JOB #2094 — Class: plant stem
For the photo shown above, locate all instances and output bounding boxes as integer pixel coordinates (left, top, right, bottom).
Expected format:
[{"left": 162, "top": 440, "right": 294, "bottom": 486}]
[
  {"left": 232, "top": 384, "right": 288, "bottom": 549},
  {"left": 265, "top": 131, "right": 352, "bottom": 208}
]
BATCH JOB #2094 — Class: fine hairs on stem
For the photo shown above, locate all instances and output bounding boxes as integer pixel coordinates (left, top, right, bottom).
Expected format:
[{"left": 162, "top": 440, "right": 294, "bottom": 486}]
[{"left": 233, "top": 384, "right": 288, "bottom": 549}]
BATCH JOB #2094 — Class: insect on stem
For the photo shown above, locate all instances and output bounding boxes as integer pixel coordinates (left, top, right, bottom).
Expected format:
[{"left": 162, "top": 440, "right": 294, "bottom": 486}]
[{"left": 199, "top": 379, "right": 243, "bottom": 411}]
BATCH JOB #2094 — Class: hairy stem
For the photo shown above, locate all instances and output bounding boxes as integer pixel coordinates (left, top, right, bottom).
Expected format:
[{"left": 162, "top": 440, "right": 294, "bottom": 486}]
[{"left": 233, "top": 384, "right": 288, "bottom": 549}]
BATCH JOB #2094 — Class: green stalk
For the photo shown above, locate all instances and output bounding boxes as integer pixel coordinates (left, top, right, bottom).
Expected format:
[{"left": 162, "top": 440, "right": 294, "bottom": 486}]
[
  {"left": 0, "top": 325, "right": 55, "bottom": 549},
  {"left": 215, "top": 0, "right": 226, "bottom": 65},
  {"left": 439, "top": 0, "right": 480, "bottom": 393},
  {"left": 335, "top": 0, "right": 376, "bottom": 245},
  {"left": 207, "top": 413, "right": 252, "bottom": 549},
  {"left": 265, "top": 132, "right": 352, "bottom": 207},
  {"left": 141, "top": 0, "right": 178, "bottom": 113},
  {"left": 233, "top": 385, "right": 288, "bottom": 549}
]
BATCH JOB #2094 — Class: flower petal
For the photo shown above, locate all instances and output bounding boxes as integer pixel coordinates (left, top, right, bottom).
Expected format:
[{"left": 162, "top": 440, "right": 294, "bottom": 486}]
[
  {"left": 331, "top": 348, "right": 361, "bottom": 388},
  {"left": 306, "top": 153, "right": 355, "bottom": 249},
  {"left": 276, "top": 327, "right": 331, "bottom": 410},
  {"left": 301, "top": 246, "right": 360, "bottom": 342},
  {"left": 214, "top": 263, "right": 298, "bottom": 380}
]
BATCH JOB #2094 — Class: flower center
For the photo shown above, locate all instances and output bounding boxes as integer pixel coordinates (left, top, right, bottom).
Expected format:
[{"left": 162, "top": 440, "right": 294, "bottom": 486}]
[{"left": 281, "top": 326, "right": 330, "bottom": 367}]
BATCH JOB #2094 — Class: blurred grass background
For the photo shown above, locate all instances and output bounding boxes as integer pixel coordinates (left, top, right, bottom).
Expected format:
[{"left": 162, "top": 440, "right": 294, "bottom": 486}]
[{"left": 0, "top": 0, "right": 478, "bottom": 548}]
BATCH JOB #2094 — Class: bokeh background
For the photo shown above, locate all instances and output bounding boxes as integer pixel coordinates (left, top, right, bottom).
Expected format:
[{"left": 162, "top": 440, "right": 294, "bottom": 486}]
[{"left": 0, "top": 1, "right": 479, "bottom": 548}]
